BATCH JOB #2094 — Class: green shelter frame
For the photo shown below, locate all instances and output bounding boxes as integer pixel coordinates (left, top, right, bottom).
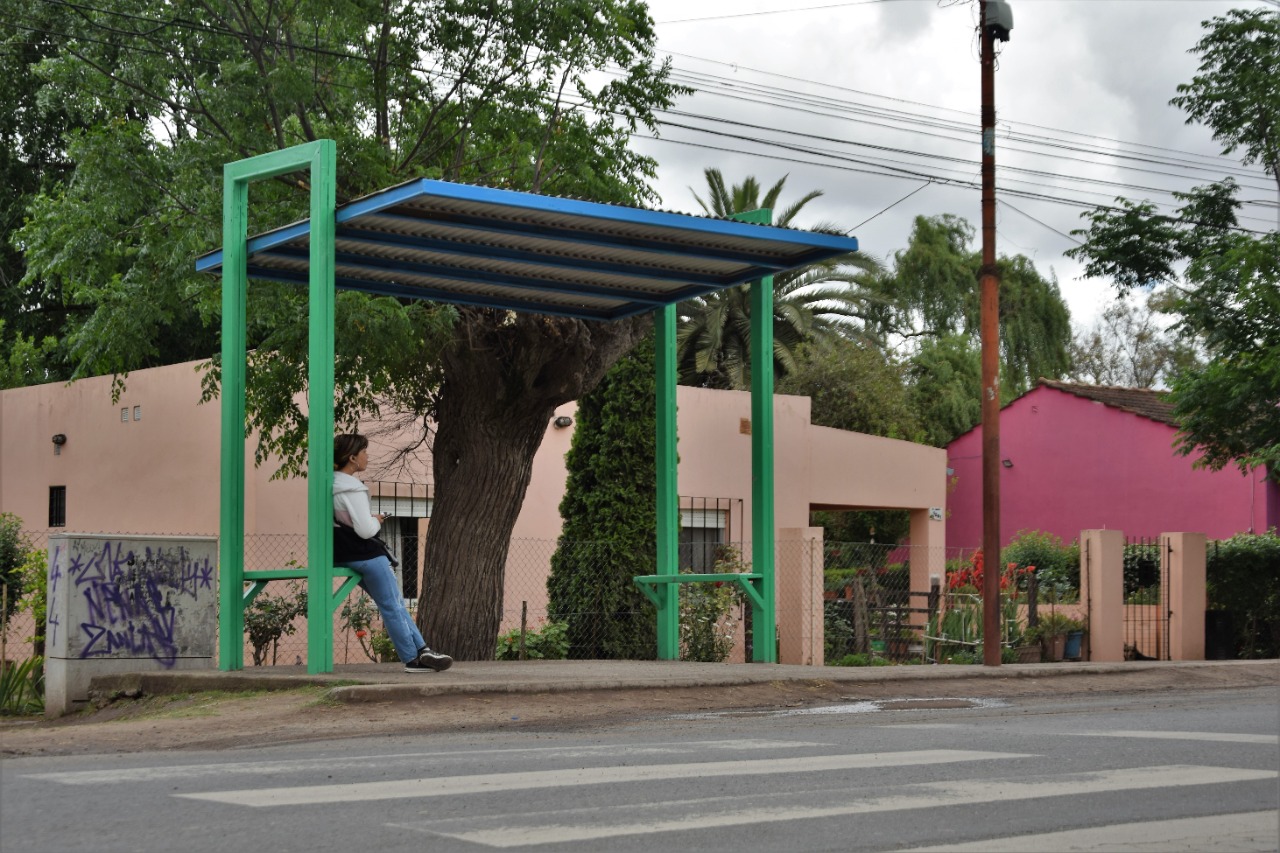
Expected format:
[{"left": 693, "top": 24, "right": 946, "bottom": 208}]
[{"left": 200, "top": 142, "right": 861, "bottom": 673}]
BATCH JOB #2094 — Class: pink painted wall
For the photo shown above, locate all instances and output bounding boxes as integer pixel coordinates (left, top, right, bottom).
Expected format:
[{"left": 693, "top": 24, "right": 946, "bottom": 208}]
[{"left": 946, "top": 385, "right": 1277, "bottom": 548}]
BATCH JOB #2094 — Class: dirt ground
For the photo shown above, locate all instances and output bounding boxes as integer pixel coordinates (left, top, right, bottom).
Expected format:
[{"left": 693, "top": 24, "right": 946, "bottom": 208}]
[{"left": 2, "top": 665, "right": 1273, "bottom": 758}]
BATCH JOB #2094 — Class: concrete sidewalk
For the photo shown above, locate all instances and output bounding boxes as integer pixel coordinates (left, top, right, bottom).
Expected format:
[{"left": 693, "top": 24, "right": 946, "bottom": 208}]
[{"left": 86, "top": 658, "right": 1278, "bottom": 706}]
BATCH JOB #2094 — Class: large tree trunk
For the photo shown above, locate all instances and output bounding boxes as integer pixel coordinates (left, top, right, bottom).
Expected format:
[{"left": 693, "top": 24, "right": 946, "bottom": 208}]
[{"left": 419, "top": 309, "right": 650, "bottom": 660}]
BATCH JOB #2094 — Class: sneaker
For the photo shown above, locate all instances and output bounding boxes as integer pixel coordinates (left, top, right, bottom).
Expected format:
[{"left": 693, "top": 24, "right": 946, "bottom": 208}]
[{"left": 405, "top": 648, "right": 452, "bottom": 673}]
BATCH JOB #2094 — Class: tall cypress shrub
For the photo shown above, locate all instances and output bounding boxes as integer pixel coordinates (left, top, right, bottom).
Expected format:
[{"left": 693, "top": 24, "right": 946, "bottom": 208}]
[{"left": 547, "top": 336, "right": 657, "bottom": 659}]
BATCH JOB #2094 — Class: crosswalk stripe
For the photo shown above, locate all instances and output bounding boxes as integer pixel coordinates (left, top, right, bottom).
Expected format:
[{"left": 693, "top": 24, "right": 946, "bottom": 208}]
[
  {"left": 175, "top": 749, "right": 1029, "bottom": 808},
  {"left": 1067, "top": 730, "right": 1278, "bottom": 744},
  {"left": 24, "top": 739, "right": 819, "bottom": 786},
  {"left": 902, "top": 810, "right": 1280, "bottom": 851},
  {"left": 422, "top": 765, "right": 1277, "bottom": 848}
]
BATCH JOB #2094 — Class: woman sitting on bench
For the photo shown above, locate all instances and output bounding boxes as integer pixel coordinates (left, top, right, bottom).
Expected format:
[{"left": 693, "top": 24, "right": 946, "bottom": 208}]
[{"left": 333, "top": 433, "right": 452, "bottom": 673}]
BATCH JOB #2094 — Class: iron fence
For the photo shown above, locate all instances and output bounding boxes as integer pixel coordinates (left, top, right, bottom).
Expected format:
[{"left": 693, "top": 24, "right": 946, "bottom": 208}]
[{"left": 1123, "top": 536, "right": 1170, "bottom": 660}]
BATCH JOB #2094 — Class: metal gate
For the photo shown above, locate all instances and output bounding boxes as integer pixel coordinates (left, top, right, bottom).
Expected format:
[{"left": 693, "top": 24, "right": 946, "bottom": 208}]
[{"left": 1123, "top": 536, "right": 1171, "bottom": 660}]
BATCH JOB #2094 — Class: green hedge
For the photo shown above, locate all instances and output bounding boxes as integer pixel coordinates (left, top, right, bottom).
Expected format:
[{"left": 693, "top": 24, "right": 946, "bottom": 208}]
[{"left": 1207, "top": 531, "right": 1280, "bottom": 659}]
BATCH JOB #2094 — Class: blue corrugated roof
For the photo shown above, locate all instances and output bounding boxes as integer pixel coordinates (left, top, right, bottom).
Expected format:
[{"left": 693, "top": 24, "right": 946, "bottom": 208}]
[{"left": 196, "top": 178, "right": 861, "bottom": 321}]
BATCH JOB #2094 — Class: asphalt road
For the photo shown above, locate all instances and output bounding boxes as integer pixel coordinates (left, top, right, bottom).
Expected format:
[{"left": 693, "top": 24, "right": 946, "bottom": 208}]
[{"left": 2, "top": 685, "right": 1277, "bottom": 852}]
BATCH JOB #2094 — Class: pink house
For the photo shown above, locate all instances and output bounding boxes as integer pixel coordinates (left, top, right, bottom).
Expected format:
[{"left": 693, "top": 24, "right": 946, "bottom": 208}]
[{"left": 946, "top": 379, "right": 1279, "bottom": 549}]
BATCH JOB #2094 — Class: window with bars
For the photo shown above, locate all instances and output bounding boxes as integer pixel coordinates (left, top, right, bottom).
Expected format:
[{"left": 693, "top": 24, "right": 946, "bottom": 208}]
[{"left": 49, "top": 486, "right": 66, "bottom": 527}]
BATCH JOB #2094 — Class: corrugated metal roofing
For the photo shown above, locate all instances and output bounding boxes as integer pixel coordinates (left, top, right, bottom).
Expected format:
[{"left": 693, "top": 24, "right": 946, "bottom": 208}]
[{"left": 196, "top": 178, "right": 861, "bottom": 320}]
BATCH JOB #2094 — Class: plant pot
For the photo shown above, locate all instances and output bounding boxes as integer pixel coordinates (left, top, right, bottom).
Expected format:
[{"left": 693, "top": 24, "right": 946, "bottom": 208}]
[
  {"left": 1015, "top": 644, "right": 1041, "bottom": 664},
  {"left": 1063, "top": 630, "right": 1085, "bottom": 661},
  {"left": 1042, "top": 633, "right": 1066, "bottom": 662}
]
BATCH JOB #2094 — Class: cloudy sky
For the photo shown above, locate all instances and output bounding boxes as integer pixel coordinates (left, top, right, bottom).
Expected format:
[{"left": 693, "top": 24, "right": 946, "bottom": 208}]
[{"left": 631, "top": 0, "right": 1278, "bottom": 329}]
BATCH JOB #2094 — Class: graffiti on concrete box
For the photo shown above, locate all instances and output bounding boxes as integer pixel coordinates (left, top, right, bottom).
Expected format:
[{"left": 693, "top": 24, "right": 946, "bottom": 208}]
[{"left": 48, "top": 537, "right": 217, "bottom": 668}]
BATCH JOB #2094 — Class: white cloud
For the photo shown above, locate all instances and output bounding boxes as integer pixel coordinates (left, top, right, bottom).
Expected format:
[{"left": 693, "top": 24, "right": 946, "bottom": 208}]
[{"left": 638, "top": 0, "right": 1276, "bottom": 326}]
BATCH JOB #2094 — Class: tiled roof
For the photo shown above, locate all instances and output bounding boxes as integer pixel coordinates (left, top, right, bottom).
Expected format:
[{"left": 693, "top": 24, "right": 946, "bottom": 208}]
[{"left": 1036, "top": 379, "right": 1177, "bottom": 426}]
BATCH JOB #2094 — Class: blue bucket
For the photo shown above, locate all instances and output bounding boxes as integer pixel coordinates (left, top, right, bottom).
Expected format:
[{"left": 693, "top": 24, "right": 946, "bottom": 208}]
[{"left": 1064, "top": 630, "right": 1084, "bottom": 660}]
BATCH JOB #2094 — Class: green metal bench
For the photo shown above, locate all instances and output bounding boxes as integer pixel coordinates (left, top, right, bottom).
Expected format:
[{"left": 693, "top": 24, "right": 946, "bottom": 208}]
[
  {"left": 634, "top": 572, "right": 766, "bottom": 611},
  {"left": 243, "top": 567, "right": 362, "bottom": 617}
]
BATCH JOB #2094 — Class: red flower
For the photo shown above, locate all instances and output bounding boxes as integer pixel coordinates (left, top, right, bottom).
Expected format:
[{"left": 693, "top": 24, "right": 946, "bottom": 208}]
[{"left": 356, "top": 629, "right": 368, "bottom": 638}]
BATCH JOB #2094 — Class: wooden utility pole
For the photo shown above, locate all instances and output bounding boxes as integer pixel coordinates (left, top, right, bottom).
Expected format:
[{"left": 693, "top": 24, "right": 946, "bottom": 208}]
[{"left": 979, "top": 0, "right": 1010, "bottom": 667}]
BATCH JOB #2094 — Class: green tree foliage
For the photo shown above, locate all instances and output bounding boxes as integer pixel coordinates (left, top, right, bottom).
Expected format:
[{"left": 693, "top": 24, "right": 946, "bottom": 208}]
[
  {"left": 9, "top": 0, "right": 683, "bottom": 659},
  {"left": 905, "top": 333, "right": 983, "bottom": 448},
  {"left": 677, "top": 169, "right": 885, "bottom": 388},
  {"left": 547, "top": 336, "right": 657, "bottom": 660},
  {"left": 887, "top": 215, "right": 1072, "bottom": 412},
  {"left": 776, "top": 338, "right": 923, "bottom": 440},
  {"left": 1068, "top": 11, "right": 1279, "bottom": 475},
  {"left": 1170, "top": 8, "right": 1280, "bottom": 195},
  {"left": 0, "top": 1, "right": 95, "bottom": 386}
]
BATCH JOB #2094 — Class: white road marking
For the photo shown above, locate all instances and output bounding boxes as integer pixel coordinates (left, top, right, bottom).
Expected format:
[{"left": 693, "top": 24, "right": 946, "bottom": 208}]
[
  {"left": 175, "top": 749, "right": 1028, "bottom": 807},
  {"left": 421, "top": 765, "right": 1277, "bottom": 848},
  {"left": 24, "top": 739, "right": 819, "bottom": 785},
  {"left": 672, "top": 698, "right": 1008, "bottom": 719},
  {"left": 903, "top": 809, "right": 1280, "bottom": 852},
  {"left": 1067, "top": 730, "right": 1278, "bottom": 745}
]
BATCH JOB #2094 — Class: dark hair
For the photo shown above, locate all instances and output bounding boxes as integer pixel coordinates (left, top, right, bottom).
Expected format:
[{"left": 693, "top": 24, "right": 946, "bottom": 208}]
[{"left": 334, "top": 433, "right": 368, "bottom": 471}]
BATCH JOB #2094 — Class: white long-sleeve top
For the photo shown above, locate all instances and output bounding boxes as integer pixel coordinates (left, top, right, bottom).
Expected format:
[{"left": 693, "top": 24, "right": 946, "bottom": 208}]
[{"left": 333, "top": 471, "right": 381, "bottom": 539}]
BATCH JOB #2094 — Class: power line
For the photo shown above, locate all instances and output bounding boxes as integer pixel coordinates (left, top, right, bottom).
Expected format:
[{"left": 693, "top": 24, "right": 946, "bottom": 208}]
[{"left": 655, "top": 48, "right": 1271, "bottom": 178}]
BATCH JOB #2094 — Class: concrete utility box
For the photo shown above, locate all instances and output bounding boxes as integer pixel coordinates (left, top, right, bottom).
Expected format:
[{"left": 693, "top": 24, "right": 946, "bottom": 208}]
[{"left": 46, "top": 534, "right": 218, "bottom": 716}]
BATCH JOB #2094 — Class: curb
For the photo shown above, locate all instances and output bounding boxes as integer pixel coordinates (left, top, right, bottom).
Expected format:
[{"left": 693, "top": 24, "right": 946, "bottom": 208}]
[{"left": 85, "top": 659, "right": 1278, "bottom": 706}]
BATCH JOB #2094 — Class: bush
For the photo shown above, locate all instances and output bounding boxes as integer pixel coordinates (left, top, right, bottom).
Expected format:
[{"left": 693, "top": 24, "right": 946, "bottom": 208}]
[
  {"left": 1002, "top": 529, "right": 1078, "bottom": 599},
  {"left": 0, "top": 513, "right": 34, "bottom": 623},
  {"left": 495, "top": 620, "right": 570, "bottom": 661},
  {"left": 16, "top": 549, "right": 48, "bottom": 657},
  {"left": 1208, "top": 531, "right": 1280, "bottom": 658},
  {"left": 830, "top": 653, "right": 890, "bottom": 667},
  {"left": 823, "top": 602, "right": 855, "bottom": 661},
  {"left": 679, "top": 570, "right": 745, "bottom": 663},
  {"left": 244, "top": 582, "right": 307, "bottom": 666},
  {"left": 0, "top": 656, "right": 44, "bottom": 716}
]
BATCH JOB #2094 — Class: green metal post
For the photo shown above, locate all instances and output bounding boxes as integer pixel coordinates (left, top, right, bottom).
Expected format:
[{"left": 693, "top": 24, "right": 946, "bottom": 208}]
[
  {"left": 736, "top": 208, "right": 777, "bottom": 663},
  {"left": 305, "top": 141, "right": 337, "bottom": 674},
  {"left": 218, "top": 141, "right": 336, "bottom": 672},
  {"left": 219, "top": 174, "right": 249, "bottom": 670},
  {"left": 655, "top": 303, "right": 680, "bottom": 659}
]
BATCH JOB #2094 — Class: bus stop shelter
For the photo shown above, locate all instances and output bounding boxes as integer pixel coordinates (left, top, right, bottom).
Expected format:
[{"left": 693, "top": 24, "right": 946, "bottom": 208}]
[{"left": 197, "top": 140, "right": 861, "bottom": 673}]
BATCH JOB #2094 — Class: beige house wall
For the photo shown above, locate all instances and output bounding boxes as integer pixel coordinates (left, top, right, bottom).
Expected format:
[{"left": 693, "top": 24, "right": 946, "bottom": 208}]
[{"left": 2, "top": 361, "right": 948, "bottom": 662}]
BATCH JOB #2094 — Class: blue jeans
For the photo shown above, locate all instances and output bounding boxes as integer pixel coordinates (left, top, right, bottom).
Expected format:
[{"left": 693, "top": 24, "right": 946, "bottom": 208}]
[{"left": 340, "top": 555, "right": 424, "bottom": 663}]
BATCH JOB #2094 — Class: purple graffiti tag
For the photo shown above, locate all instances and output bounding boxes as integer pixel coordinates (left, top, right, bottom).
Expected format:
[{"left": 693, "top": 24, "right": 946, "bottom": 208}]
[
  {"left": 72, "top": 540, "right": 204, "bottom": 668},
  {"left": 49, "top": 544, "right": 64, "bottom": 598}
]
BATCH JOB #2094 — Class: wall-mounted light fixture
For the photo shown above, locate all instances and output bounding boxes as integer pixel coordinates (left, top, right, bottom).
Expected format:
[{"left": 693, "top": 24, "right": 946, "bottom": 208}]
[
  {"left": 1001, "top": 458, "right": 1013, "bottom": 469},
  {"left": 553, "top": 415, "right": 573, "bottom": 429},
  {"left": 52, "top": 434, "right": 68, "bottom": 445}
]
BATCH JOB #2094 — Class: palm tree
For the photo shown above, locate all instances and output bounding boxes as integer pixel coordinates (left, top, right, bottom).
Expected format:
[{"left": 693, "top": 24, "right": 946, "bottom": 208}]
[{"left": 678, "top": 169, "right": 887, "bottom": 388}]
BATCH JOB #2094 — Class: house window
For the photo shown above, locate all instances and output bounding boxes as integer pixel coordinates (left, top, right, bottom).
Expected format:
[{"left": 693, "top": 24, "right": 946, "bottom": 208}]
[
  {"left": 49, "top": 486, "right": 66, "bottom": 527},
  {"left": 133, "top": 405, "right": 142, "bottom": 421},
  {"left": 679, "top": 508, "right": 727, "bottom": 572},
  {"left": 120, "top": 408, "right": 129, "bottom": 423}
]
